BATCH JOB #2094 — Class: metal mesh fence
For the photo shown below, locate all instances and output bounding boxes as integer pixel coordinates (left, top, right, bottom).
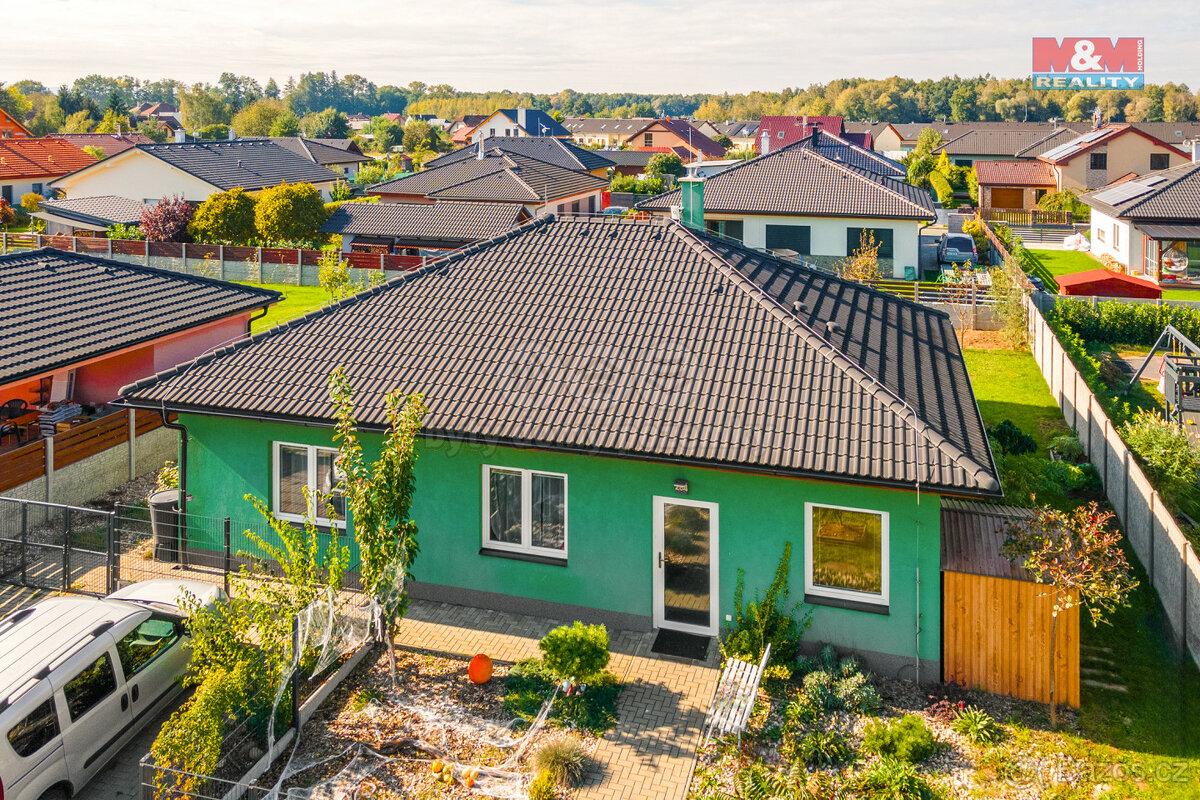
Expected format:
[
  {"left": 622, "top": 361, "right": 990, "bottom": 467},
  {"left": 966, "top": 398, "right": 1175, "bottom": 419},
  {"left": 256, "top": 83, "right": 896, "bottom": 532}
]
[{"left": 0, "top": 497, "right": 114, "bottom": 595}]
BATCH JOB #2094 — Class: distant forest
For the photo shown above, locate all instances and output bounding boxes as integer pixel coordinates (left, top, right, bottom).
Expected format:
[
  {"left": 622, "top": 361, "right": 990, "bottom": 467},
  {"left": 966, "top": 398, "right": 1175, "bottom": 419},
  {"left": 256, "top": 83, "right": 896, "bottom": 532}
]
[{"left": 5, "top": 72, "right": 1199, "bottom": 136}]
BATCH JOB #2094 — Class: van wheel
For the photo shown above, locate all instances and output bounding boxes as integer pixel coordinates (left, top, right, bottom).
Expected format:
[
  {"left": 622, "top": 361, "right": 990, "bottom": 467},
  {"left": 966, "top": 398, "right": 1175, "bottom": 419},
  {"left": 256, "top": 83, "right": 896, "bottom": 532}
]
[{"left": 39, "top": 789, "right": 68, "bottom": 800}]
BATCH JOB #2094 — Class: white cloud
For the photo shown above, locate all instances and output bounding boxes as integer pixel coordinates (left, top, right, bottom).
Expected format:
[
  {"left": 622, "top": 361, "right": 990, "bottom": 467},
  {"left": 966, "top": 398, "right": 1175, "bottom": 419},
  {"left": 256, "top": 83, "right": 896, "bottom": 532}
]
[{"left": 3, "top": 0, "right": 1191, "bottom": 93}]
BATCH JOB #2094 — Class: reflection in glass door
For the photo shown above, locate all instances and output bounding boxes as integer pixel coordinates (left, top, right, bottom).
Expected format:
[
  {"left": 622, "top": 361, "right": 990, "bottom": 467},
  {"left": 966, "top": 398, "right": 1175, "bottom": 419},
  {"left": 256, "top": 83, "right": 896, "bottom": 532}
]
[{"left": 654, "top": 497, "right": 718, "bottom": 634}]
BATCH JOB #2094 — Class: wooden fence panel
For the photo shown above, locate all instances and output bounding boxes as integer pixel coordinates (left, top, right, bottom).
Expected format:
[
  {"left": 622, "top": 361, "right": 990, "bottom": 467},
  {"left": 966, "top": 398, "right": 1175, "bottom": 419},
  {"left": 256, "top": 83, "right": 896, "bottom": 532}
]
[
  {"left": 112, "top": 239, "right": 144, "bottom": 256},
  {"left": 943, "top": 571, "right": 1079, "bottom": 707},
  {"left": 223, "top": 245, "right": 257, "bottom": 262},
  {"left": 53, "top": 414, "right": 129, "bottom": 469},
  {"left": 0, "top": 440, "right": 47, "bottom": 493},
  {"left": 147, "top": 241, "right": 183, "bottom": 258},
  {"left": 134, "top": 410, "right": 165, "bottom": 436},
  {"left": 76, "top": 238, "right": 108, "bottom": 255}
]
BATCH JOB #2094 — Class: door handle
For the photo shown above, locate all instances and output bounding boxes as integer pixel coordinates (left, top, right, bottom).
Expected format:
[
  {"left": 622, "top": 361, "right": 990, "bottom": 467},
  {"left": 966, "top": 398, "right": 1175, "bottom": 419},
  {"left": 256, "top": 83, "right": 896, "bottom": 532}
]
[
  {"left": 120, "top": 693, "right": 128, "bottom": 711},
  {"left": 131, "top": 684, "right": 140, "bottom": 702},
  {"left": 658, "top": 552, "right": 663, "bottom": 568}
]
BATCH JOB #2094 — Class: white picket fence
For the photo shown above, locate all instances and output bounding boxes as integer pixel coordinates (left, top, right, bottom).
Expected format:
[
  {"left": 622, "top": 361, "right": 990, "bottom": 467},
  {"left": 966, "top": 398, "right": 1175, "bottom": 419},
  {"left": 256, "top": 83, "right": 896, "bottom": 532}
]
[{"left": 1025, "top": 296, "right": 1200, "bottom": 667}]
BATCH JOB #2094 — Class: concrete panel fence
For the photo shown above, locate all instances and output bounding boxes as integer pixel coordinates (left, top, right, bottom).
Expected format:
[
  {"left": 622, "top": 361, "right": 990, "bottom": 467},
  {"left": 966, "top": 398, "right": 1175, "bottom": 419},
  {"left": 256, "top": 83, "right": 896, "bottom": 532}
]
[{"left": 1025, "top": 295, "right": 1200, "bottom": 667}]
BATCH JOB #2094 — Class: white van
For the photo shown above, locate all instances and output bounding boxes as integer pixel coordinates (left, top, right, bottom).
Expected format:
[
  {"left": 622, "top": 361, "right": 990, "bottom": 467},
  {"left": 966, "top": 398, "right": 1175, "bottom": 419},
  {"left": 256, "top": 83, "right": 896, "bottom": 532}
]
[{"left": 0, "top": 580, "right": 224, "bottom": 800}]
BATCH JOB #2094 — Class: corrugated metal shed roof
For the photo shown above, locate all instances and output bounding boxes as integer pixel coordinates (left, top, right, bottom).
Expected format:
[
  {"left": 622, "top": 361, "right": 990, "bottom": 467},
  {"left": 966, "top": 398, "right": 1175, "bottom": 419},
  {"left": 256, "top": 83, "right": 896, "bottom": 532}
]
[
  {"left": 941, "top": 499, "right": 1036, "bottom": 580},
  {"left": 120, "top": 217, "right": 1000, "bottom": 496}
]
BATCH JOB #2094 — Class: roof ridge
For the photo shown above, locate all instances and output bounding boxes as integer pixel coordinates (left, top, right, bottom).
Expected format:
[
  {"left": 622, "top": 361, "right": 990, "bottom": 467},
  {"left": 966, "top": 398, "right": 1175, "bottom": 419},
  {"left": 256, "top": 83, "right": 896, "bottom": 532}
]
[
  {"left": 812, "top": 150, "right": 935, "bottom": 217},
  {"left": 119, "top": 215, "right": 557, "bottom": 403},
  {"left": 668, "top": 224, "right": 998, "bottom": 491},
  {"left": 1116, "top": 160, "right": 1200, "bottom": 216}
]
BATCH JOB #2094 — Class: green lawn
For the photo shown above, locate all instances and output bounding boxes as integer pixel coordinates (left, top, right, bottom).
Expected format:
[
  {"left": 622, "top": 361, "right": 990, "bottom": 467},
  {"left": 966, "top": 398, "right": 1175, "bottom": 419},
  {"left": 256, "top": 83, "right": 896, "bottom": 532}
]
[
  {"left": 1025, "top": 248, "right": 1102, "bottom": 293},
  {"left": 1026, "top": 248, "right": 1200, "bottom": 301},
  {"left": 963, "top": 347, "right": 1069, "bottom": 453},
  {"left": 236, "top": 282, "right": 332, "bottom": 333}
]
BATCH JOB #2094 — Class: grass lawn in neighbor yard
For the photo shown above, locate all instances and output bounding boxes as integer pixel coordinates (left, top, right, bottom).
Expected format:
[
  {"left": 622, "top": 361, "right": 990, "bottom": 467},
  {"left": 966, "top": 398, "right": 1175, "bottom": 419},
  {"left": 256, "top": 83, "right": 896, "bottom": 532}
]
[
  {"left": 962, "top": 346, "right": 1069, "bottom": 453},
  {"left": 236, "top": 282, "right": 332, "bottom": 332},
  {"left": 1025, "top": 247, "right": 1200, "bottom": 301}
]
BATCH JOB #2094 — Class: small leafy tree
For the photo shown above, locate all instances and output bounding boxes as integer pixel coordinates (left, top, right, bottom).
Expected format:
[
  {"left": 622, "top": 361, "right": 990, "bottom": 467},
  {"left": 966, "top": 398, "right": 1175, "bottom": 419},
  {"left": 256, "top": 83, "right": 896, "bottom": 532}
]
[
  {"left": 1004, "top": 502, "right": 1138, "bottom": 725},
  {"left": 329, "top": 179, "right": 353, "bottom": 202},
  {"left": 328, "top": 366, "right": 426, "bottom": 679},
  {"left": 254, "top": 182, "right": 329, "bottom": 245},
  {"left": 140, "top": 195, "right": 193, "bottom": 242},
  {"left": 0, "top": 199, "right": 15, "bottom": 229},
  {"left": 836, "top": 229, "right": 883, "bottom": 283},
  {"left": 539, "top": 621, "right": 611, "bottom": 684},
  {"left": 189, "top": 187, "right": 257, "bottom": 244},
  {"left": 402, "top": 119, "right": 438, "bottom": 152},
  {"left": 20, "top": 192, "right": 43, "bottom": 213},
  {"left": 987, "top": 419, "right": 1037, "bottom": 456},
  {"left": 722, "top": 542, "right": 811, "bottom": 666},
  {"left": 107, "top": 222, "right": 144, "bottom": 240},
  {"left": 318, "top": 247, "right": 352, "bottom": 301},
  {"left": 714, "top": 133, "right": 734, "bottom": 149},
  {"left": 269, "top": 109, "right": 302, "bottom": 137},
  {"left": 138, "top": 118, "right": 170, "bottom": 142},
  {"left": 646, "top": 152, "right": 685, "bottom": 177},
  {"left": 81, "top": 144, "right": 106, "bottom": 160},
  {"left": 198, "top": 123, "right": 230, "bottom": 140},
  {"left": 990, "top": 254, "right": 1030, "bottom": 348},
  {"left": 300, "top": 107, "right": 350, "bottom": 139}
]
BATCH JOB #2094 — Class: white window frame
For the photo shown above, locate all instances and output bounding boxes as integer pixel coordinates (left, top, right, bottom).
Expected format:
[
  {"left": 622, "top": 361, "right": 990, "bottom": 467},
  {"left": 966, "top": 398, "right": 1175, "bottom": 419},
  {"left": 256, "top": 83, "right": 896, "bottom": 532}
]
[
  {"left": 804, "top": 502, "right": 889, "bottom": 607},
  {"left": 481, "top": 465, "right": 568, "bottom": 558},
  {"left": 272, "top": 441, "right": 346, "bottom": 529}
]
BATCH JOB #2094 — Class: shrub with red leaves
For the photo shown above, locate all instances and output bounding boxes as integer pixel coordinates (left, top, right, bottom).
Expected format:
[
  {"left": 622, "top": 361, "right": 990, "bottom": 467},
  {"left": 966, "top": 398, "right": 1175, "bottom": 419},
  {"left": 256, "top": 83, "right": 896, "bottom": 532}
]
[{"left": 140, "top": 195, "right": 193, "bottom": 242}]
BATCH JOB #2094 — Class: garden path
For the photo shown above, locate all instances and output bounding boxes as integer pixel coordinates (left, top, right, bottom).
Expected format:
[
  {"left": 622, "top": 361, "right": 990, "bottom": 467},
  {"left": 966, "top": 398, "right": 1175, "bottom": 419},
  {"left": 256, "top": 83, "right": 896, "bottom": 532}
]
[{"left": 392, "top": 600, "right": 719, "bottom": 800}]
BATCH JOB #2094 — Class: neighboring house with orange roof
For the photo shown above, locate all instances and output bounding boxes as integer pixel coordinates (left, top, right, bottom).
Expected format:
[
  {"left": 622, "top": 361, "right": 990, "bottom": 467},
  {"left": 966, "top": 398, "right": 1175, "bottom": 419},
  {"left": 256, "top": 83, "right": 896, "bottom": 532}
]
[
  {"left": 449, "top": 115, "right": 488, "bottom": 145},
  {"left": 55, "top": 132, "right": 156, "bottom": 158},
  {"left": 0, "top": 138, "right": 97, "bottom": 205},
  {"left": 621, "top": 118, "right": 725, "bottom": 160},
  {"left": 0, "top": 108, "right": 31, "bottom": 139},
  {"left": 974, "top": 160, "right": 1059, "bottom": 210}
]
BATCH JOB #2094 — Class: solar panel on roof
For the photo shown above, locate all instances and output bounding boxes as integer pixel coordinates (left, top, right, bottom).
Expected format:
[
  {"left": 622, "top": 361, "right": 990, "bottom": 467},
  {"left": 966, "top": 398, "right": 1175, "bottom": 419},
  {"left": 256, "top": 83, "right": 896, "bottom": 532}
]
[
  {"left": 1081, "top": 130, "right": 1109, "bottom": 143},
  {"left": 1041, "top": 142, "right": 1080, "bottom": 161},
  {"left": 1145, "top": 175, "right": 1169, "bottom": 185},
  {"left": 1093, "top": 182, "right": 1155, "bottom": 205}
]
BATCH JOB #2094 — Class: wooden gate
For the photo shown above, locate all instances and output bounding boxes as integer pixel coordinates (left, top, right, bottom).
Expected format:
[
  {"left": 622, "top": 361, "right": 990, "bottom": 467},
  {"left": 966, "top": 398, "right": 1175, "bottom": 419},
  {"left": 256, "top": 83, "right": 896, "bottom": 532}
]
[{"left": 942, "top": 570, "right": 1079, "bottom": 707}]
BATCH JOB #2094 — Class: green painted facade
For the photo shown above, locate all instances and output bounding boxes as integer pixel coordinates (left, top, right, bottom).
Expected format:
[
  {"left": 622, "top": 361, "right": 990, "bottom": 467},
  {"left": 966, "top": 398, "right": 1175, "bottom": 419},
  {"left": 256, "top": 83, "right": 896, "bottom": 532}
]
[{"left": 180, "top": 412, "right": 943, "bottom": 668}]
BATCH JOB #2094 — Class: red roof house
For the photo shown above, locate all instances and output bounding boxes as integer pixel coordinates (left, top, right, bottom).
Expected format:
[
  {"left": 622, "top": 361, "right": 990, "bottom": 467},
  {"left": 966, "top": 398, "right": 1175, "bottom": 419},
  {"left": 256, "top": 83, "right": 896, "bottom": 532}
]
[
  {"left": 0, "top": 138, "right": 97, "bottom": 201},
  {"left": 622, "top": 119, "right": 726, "bottom": 160},
  {"left": 0, "top": 108, "right": 31, "bottom": 139},
  {"left": 758, "top": 115, "right": 845, "bottom": 152},
  {"left": 1056, "top": 268, "right": 1163, "bottom": 299}
]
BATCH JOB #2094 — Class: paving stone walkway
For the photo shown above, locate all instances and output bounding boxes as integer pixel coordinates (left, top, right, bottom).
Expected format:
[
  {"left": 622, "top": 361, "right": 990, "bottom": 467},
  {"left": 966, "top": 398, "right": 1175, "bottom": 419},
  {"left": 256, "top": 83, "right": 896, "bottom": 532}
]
[{"left": 393, "top": 600, "right": 719, "bottom": 800}]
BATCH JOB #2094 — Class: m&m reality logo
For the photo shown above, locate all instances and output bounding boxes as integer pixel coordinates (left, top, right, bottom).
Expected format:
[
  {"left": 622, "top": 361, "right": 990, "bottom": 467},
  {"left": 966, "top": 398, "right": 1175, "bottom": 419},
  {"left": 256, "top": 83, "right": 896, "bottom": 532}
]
[{"left": 1032, "top": 37, "right": 1144, "bottom": 89}]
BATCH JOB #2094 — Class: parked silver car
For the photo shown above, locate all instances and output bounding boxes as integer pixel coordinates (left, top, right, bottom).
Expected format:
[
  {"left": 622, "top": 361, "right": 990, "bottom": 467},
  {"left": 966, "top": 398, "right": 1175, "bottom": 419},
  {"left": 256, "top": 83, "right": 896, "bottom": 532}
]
[
  {"left": 937, "top": 233, "right": 978, "bottom": 266},
  {"left": 0, "top": 580, "right": 224, "bottom": 800}
]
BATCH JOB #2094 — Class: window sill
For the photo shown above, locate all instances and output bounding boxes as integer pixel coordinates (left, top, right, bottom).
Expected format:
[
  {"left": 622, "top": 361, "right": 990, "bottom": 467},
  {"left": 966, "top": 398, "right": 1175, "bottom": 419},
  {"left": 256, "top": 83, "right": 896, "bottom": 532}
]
[
  {"left": 479, "top": 547, "right": 568, "bottom": 567},
  {"left": 805, "top": 593, "right": 889, "bottom": 616}
]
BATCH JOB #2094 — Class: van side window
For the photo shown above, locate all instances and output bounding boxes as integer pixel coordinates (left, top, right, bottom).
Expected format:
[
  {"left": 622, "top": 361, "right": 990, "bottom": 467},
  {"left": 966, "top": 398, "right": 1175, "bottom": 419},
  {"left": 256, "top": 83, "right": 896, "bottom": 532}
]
[
  {"left": 116, "top": 619, "right": 180, "bottom": 678},
  {"left": 63, "top": 653, "right": 117, "bottom": 721},
  {"left": 7, "top": 699, "right": 60, "bottom": 757}
]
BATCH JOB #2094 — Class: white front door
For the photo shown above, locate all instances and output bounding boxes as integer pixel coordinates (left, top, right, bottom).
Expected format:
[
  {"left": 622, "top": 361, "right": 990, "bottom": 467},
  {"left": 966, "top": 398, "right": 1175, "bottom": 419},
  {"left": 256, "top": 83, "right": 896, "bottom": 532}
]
[{"left": 653, "top": 496, "right": 719, "bottom": 636}]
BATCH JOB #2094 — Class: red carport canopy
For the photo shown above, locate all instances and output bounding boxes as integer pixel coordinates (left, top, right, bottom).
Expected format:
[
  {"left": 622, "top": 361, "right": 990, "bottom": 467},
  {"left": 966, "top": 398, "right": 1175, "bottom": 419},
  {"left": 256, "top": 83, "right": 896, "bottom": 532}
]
[{"left": 1057, "top": 268, "right": 1162, "bottom": 299}]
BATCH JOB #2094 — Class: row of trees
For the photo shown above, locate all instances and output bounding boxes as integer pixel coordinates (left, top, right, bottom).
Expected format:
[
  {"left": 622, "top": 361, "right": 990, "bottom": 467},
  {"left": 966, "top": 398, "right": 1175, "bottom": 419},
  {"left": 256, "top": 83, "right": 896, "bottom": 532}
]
[
  {"left": 134, "top": 184, "right": 333, "bottom": 247},
  {"left": 10, "top": 73, "right": 1200, "bottom": 139}
]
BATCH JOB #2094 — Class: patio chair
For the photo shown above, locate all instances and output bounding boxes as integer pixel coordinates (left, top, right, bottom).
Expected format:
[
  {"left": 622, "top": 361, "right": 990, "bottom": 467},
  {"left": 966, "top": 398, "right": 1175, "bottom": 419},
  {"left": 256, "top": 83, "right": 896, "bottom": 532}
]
[{"left": 0, "top": 399, "right": 28, "bottom": 421}]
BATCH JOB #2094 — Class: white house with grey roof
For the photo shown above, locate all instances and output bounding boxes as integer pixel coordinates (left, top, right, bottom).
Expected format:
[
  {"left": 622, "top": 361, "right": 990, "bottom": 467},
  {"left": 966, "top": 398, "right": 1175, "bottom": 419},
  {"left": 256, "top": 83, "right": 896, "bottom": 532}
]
[
  {"left": 50, "top": 140, "right": 344, "bottom": 203},
  {"left": 637, "top": 135, "right": 937, "bottom": 278}
]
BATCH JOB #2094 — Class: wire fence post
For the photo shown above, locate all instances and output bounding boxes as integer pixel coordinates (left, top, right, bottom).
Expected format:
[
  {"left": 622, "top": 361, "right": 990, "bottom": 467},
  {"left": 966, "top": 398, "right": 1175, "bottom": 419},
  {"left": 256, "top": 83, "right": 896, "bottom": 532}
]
[
  {"left": 223, "top": 517, "right": 232, "bottom": 597},
  {"left": 61, "top": 506, "right": 71, "bottom": 593},
  {"left": 291, "top": 614, "right": 302, "bottom": 736},
  {"left": 19, "top": 501, "right": 28, "bottom": 586},
  {"left": 106, "top": 512, "right": 117, "bottom": 594}
]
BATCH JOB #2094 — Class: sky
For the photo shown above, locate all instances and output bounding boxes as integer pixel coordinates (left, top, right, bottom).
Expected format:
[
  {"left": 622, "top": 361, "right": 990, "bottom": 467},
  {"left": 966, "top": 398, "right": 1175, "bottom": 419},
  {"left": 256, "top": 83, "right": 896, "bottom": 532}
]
[{"left": 5, "top": 1, "right": 1198, "bottom": 94}]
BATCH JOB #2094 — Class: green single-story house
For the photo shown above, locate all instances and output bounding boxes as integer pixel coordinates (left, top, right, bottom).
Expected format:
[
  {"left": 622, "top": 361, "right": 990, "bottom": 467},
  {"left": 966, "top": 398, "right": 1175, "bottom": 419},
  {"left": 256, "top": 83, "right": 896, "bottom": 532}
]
[{"left": 119, "top": 215, "right": 1001, "bottom": 680}]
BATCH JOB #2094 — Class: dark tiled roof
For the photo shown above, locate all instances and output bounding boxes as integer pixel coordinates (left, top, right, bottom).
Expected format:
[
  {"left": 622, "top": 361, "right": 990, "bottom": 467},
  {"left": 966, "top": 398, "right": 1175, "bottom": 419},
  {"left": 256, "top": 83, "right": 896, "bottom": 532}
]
[
  {"left": 941, "top": 499, "right": 1035, "bottom": 580},
  {"left": 268, "top": 137, "right": 371, "bottom": 166},
  {"left": 370, "top": 152, "right": 607, "bottom": 204},
  {"left": 797, "top": 130, "right": 904, "bottom": 178},
  {"left": 935, "top": 129, "right": 1074, "bottom": 157},
  {"left": 1012, "top": 128, "right": 1080, "bottom": 157},
  {"left": 563, "top": 117, "right": 655, "bottom": 135},
  {"left": 320, "top": 201, "right": 528, "bottom": 242},
  {"left": 973, "top": 160, "right": 1058, "bottom": 186},
  {"left": 636, "top": 141, "right": 936, "bottom": 220},
  {"left": 425, "top": 137, "right": 614, "bottom": 173},
  {"left": 711, "top": 121, "right": 759, "bottom": 138},
  {"left": 1083, "top": 161, "right": 1200, "bottom": 220},
  {"left": 0, "top": 249, "right": 279, "bottom": 385},
  {"left": 37, "top": 195, "right": 146, "bottom": 226},
  {"left": 596, "top": 150, "right": 658, "bottom": 168},
  {"left": 98, "top": 141, "right": 342, "bottom": 191},
  {"left": 120, "top": 217, "right": 999, "bottom": 496}
]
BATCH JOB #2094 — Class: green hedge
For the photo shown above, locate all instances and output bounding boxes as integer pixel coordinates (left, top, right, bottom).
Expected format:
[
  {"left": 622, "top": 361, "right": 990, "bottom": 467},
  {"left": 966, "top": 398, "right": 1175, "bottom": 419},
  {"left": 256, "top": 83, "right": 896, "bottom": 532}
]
[{"left": 1050, "top": 298, "right": 1200, "bottom": 346}]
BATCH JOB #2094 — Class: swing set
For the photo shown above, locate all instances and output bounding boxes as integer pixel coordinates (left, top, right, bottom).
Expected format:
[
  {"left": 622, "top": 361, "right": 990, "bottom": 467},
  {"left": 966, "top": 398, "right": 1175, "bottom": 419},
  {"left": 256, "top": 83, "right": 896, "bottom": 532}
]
[{"left": 1128, "top": 325, "right": 1200, "bottom": 424}]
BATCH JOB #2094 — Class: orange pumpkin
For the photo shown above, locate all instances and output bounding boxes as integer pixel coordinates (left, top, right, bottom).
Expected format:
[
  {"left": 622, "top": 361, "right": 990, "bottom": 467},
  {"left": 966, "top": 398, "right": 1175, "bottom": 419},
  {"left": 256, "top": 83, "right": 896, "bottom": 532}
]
[{"left": 468, "top": 653, "right": 493, "bottom": 684}]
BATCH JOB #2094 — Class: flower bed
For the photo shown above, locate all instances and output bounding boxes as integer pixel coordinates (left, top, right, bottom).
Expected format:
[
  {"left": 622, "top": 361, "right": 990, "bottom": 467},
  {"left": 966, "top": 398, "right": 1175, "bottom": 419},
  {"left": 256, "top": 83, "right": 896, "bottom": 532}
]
[{"left": 268, "top": 646, "right": 604, "bottom": 798}]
